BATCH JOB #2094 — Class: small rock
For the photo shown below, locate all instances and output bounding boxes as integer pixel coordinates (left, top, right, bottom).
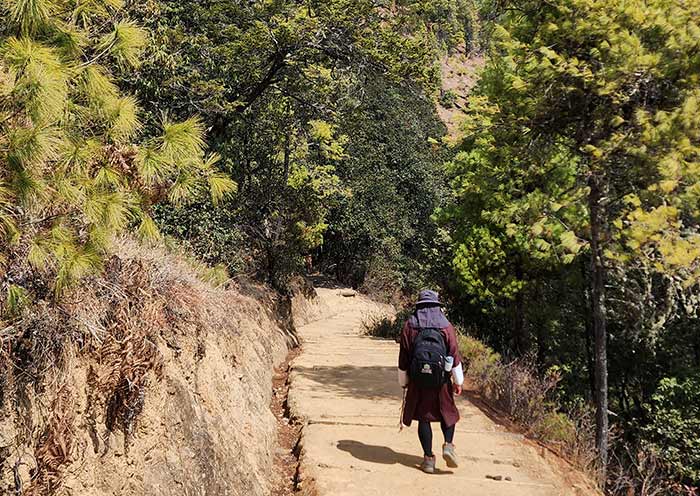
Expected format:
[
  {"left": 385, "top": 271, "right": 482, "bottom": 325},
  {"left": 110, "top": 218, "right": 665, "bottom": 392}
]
[
  {"left": 486, "top": 475, "right": 503, "bottom": 481},
  {"left": 505, "top": 476, "right": 512, "bottom": 481}
]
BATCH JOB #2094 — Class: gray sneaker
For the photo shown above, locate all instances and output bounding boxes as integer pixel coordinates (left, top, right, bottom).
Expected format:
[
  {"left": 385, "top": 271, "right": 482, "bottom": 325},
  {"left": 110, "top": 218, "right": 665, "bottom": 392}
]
[
  {"left": 442, "top": 443, "right": 459, "bottom": 468},
  {"left": 420, "top": 455, "right": 436, "bottom": 474}
]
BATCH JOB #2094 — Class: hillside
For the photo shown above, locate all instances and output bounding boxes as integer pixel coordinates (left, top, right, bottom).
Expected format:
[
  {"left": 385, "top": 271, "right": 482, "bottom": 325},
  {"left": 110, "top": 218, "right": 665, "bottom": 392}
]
[
  {"left": 2, "top": 0, "right": 699, "bottom": 493},
  {"left": 0, "top": 240, "right": 319, "bottom": 495},
  {"left": 436, "top": 48, "right": 484, "bottom": 140}
]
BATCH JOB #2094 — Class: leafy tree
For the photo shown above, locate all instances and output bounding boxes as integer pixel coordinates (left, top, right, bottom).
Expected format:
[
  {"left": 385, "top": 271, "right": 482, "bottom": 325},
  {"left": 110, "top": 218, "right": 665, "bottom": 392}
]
[
  {"left": 124, "top": 0, "right": 445, "bottom": 289},
  {"left": 444, "top": 0, "right": 700, "bottom": 474},
  {"left": 0, "top": 0, "right": 234, "bottom": 316},
  {"left": 390, "top": 0, "right": 500, "bottom": 54},
  {"left": 321, "top": 76, "right": 449, "bottom": 297}
]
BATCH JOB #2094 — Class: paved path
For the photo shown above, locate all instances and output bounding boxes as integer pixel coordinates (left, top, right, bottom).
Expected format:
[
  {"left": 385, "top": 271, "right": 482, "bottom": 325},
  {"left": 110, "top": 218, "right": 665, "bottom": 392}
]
[{"left": 288, "top": 287, "right": 595, "bottom": 496}]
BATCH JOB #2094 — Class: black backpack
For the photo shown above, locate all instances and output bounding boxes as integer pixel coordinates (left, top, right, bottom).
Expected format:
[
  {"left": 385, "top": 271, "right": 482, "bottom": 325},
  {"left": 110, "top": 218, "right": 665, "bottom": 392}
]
[{"left": 409, "top": 327, "right": 448, "bottom": 389}]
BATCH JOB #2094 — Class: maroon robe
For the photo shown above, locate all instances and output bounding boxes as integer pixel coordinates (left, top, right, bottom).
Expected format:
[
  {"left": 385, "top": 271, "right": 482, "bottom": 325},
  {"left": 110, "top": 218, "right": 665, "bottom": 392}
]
[{"left": 398, "top": 320, "right": 462, "bottom": 427}]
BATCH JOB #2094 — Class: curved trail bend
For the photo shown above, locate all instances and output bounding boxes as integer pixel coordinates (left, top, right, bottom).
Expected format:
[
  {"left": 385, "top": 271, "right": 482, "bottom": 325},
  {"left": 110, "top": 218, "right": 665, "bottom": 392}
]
[{"left": 287, "top": 286, "right": 598, "bottom": 496}]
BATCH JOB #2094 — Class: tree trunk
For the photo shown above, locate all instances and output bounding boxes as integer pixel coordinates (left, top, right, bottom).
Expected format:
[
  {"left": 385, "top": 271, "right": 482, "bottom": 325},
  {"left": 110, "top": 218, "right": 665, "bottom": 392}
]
[
  {"left": 580, "top": 256, "right": 596, "bottom": 402},
  {"left": 588, "top": 174, "right": 609, "bottom": 478},
  {"left": 533, "top": 281, "right": 546, "bottom": 367},
  {"left": 513, "top": 259, "right": 526, "bottom": 354}
]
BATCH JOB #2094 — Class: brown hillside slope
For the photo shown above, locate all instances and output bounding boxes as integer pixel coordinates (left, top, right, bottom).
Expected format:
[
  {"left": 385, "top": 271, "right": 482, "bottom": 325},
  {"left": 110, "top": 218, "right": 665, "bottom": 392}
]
[
  {"left": 0, "top": 239, "right": 318, "bottom": 495},
  {"left": 437, "top": 48, "right": 484, "bottom": 140}
]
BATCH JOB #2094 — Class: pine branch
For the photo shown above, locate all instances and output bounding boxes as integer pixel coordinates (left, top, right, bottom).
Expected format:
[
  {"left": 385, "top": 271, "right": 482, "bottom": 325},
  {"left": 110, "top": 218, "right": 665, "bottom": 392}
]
[{"left": 77, "top": 39, "right": 117, "bottom": 69}]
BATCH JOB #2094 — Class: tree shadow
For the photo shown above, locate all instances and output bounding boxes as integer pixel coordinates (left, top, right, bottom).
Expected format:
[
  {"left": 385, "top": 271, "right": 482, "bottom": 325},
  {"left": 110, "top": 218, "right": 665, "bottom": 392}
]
[
  {"left": 337, "top": 440, "right": 454, "bottom": 474},
  {"left": 293, "top": 365, "right": 401, "bottom": 401},
  {"left": 308, "top": 274, "right": 347, "bottom": 289}
]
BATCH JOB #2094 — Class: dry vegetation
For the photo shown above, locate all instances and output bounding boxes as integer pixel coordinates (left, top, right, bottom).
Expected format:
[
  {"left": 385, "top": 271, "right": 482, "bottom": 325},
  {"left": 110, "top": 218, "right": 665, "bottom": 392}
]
[
  {"left": 1, "top": 240, "right": 207, "bottom": 493},
  {"left": 457, "top": 334, "right": 598, "bottom": 473},
  {"left": 0, "top": 238, "right": 300, "bottom": 495}
]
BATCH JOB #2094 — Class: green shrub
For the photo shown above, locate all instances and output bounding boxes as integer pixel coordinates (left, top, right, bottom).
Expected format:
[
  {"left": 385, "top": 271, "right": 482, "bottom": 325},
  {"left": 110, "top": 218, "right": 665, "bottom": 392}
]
[
  {"left": 195, "top": 263, "right": 230, "bottom": 288},
  {"left": 458, "top": 334, "right": 501, "bottom": 369},
  {"left": 457, "top": 333, "right": 502, "bottom": 392},
  {"left": 439, "top": 89, "right": 458, "bottom": 108},
  {"left": 362, "top": 308, "right": 413, "bottom": 340},
  {"left": 535, "top": 411, "right": 577, "bottom": 446},
  {"left": 642, "top": 373, "right": 700, "bottom": 484}
]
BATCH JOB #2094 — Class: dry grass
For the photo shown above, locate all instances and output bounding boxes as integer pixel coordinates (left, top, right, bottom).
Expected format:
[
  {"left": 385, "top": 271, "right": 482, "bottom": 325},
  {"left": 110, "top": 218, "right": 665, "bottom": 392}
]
[
  {"left": 457, "top": 333, "right": 699, "bottom": 494},
  {"left": 608, "top": 446, "right": 679, "bottom": 496},
  {"left": 457, "top": 334, "right": 600, "bottom": 478},
  {"left": 25, "top": 385, "right": 76, "bottom": 496},
  {"left": 0, "top": 237, "right": 276, "bottom": 494}
]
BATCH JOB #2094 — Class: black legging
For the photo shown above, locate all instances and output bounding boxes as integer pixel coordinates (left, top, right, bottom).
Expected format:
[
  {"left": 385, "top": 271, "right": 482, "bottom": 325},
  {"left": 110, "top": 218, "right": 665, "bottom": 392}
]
[{"left": 418, "top": 420, "right": 455, "bottom": 457}]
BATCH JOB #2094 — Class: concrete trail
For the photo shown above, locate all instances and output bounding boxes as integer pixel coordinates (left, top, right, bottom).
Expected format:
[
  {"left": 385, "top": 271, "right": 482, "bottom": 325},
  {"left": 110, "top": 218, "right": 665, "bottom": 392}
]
[{"left": 288, "top": 287, "right": 596, "bottom": 496}]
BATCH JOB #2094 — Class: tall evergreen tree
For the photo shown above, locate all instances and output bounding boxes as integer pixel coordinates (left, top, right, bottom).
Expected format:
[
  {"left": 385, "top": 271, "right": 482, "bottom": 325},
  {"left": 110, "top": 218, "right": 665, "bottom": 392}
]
[{"left": 445, "top": 0, "right": 700, "bottom": 474}]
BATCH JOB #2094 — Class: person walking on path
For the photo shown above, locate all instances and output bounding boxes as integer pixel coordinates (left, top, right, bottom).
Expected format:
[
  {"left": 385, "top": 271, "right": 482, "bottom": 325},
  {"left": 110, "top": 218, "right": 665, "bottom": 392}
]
[{"left": 398, "top": 290, "right": 464, "bottom": 474}]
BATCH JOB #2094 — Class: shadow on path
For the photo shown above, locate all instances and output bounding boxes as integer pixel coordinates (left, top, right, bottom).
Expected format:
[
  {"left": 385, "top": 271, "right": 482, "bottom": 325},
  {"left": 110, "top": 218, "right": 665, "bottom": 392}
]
[
  {"left": 308, "top": 274, "right": 347, "bottom": 290},
  {"left": 337, "top": 440, "right": 454, "bottom": 475},
  {"left": 294, "top": 365, "right": 401, "bottom": 401}
]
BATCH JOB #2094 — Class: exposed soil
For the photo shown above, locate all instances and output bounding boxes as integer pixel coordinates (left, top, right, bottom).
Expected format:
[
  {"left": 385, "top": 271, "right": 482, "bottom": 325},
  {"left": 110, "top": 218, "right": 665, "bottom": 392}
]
[
  {"left": 436, "top": 48, "right": 484, "bottom": 140},
  {"left": 0, "top": 239, "right": 305, "bottom": 496},
  {"left": 270, "top": 347, "right": 303, "bottom": 496}
]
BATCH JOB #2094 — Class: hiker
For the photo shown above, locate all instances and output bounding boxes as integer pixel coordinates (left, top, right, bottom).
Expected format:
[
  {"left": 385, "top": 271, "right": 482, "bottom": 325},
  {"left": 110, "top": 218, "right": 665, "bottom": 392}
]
[{"left": 398, "top": 289, "right": 464, "bottom": 474}]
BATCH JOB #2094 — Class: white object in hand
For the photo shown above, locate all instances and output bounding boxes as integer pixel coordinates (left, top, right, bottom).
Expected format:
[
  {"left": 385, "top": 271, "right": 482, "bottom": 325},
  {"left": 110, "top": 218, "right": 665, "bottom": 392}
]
[
  {"left": 398, "top": 368, "right": 409, "bottom": 387},
  {"left": 452, "top": 363, "right": 464, "bottom": 386},
  {"left": 444, "top": 355, "right": 454, "bottom": 372}
]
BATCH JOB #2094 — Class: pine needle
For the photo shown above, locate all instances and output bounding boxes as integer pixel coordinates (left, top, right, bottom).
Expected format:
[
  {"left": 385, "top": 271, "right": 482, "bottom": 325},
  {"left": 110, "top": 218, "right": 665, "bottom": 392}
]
[
  {"left": 7, "top": 0, "right": 54, "bottom": 35},
  {"left": 208, "top": 172, "right": 237, "bottom": 205},
  {"left": 97, "top": 21, "right": 147, "bottom": 68},
  {"left": 136, "top": 214, "right": 161, "bottom": 242},
  {"left": 158, "top": 117, "right": 206, "bottom": 163}
]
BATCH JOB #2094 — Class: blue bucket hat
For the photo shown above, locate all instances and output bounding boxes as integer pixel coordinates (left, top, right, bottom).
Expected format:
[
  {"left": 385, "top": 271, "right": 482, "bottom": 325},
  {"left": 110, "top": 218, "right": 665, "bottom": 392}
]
[{"left": 415, "top": 289, "right": 443, "bottom": 306}]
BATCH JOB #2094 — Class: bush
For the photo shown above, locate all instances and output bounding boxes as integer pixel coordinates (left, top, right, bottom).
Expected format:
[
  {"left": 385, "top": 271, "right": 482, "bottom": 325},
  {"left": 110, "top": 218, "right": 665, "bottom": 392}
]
[
  {"left": 642, "top": 373, "right": 700, "bottom": 485},
  {"left": 458, "top": 334, "right": 557, "bottom": 429},
  {"left": 439, "top": 89, "right": 458, "bottom": 108},
  {"left": 535, "top": 411, "right": 577, "bottom": 447},
  {"left": 608, "top": 445, "right": 679, "bottom": 496},
  {"left": 458, "top": 333, "right": 597, "bottom": 473},
  {"left": 457, "top": 333, "right": 502, "bottom": 396},
  {"left": 362, "top": 308, "right": 413, "bottom": 341}
]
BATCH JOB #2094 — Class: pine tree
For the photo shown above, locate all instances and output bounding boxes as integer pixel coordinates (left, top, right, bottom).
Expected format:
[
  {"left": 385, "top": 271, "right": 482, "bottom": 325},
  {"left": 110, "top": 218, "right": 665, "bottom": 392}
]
[
  {"left": 0, "top": 0, "right": 235, "bottom": 316},
  {"left": 445, "top": 0, "right": 700, "bottom": 476}
]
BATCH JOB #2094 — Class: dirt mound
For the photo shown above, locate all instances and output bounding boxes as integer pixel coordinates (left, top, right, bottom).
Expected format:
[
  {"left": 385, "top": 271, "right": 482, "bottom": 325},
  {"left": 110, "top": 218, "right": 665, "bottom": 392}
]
[{"left": 0, "top": 239, "right": 318, "bottom": 495}]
